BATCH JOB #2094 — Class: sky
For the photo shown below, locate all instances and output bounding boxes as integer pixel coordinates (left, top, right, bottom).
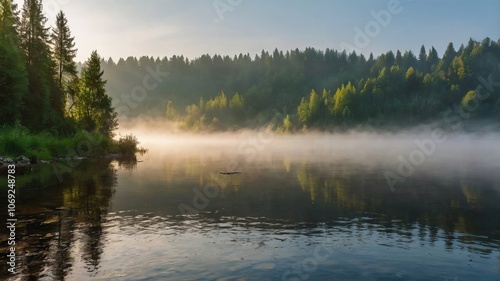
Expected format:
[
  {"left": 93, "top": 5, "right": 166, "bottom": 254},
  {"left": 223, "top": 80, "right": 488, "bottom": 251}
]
[{"left": 14, "top": 0, "right": 500, "bottom": 62}]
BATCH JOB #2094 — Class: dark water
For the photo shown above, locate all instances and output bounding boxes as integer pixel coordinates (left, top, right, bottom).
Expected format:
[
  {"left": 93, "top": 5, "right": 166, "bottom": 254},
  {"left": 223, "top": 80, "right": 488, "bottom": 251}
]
[{"left": 1, "top": 134, "right": 500, "bottom": 280}]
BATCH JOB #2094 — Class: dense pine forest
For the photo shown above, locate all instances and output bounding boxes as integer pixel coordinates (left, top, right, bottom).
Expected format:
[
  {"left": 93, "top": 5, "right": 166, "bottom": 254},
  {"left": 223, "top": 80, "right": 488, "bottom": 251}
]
[
  {"left": 100, "top": 38, "right": 500, "bottom": 131},
  {"left": 1, "top": 0, "right": 500, "bottom": 157}
]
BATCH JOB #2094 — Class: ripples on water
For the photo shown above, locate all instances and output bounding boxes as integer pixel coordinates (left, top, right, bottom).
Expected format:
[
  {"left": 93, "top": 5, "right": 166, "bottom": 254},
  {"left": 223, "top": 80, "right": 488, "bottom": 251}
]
[
  {"left": 59, "top": 213, "right": 499, "bottom": 281},
  {"left": 1, "top": 133, "right": 500, "bottom": 280}
]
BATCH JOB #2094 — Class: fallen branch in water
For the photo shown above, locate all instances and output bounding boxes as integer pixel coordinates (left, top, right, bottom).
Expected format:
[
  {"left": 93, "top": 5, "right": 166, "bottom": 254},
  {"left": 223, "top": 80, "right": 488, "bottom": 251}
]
[{"left": 219, "top": 171, "right": 241, "bottom": 175}]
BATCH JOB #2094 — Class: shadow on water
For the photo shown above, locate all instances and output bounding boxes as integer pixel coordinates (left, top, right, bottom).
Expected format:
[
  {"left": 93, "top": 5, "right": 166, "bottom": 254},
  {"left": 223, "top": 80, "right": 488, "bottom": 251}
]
[{"left": 0, "top": 159, "right": 116, "bottom": 280}]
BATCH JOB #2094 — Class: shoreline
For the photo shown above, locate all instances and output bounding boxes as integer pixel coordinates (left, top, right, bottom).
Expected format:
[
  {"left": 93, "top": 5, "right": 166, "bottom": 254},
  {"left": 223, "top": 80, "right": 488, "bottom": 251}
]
[{"left": 0, "top": 154, "right": 137, "bottom": 176}]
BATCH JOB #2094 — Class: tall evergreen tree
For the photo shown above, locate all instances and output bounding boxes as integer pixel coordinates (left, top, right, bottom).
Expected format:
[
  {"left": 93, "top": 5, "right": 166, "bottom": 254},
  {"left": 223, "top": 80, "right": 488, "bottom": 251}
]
[
  {"left": 18, "top": 0, "right": 57, "bottom": 131},
  {"left": 75, "top": 50, "right": 117, "bottom": 137},
  {"left": 51, "top": 10, "right": 77, "bottom": 89},
  {"left": 0, "top": 0, "right": 19, "bottom": 39},
  {"left": 418, "top": 45, "right": 428, "bottom": 72},
  {"left": 427, "top": 47, "right": 439, "bottom": 71},
  {"left": 19, "top": 0, "right": 50, "bottom": 68},
  {"left": 438, "top": 42, "right": 456, "bottom": 72},
  {"left": 0, "top": 0, "right": 27, "bottom": 126}
]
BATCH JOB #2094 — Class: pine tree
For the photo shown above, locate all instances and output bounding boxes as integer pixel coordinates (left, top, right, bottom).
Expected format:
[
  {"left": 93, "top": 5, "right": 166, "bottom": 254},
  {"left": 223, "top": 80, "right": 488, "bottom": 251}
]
[
  {"left": 0, "top": 0, "right": 19, "bottom": 39},
  {"left": 51, "top": 10, "right": 77, "bottom": 89},
  {"left": 0, "top": 0, "right": 28, "bottom": 126},
  {"left": 19, "top": 0, "right": 50, "bottom": 69},
  {"left": 18, "top": 0, "right": 57, "bottom": 131},
  {"left": 418, "top": 45, "right": 428, "bottom": 72},
  {"left": 438, "top": 42, "right": 456, "bottom": 72},
  {"left": 75, "top": 51, "right": 117, "bottom": 137},
  {"left": 427, "top": 47, "right": 439, "bottom": 71}
]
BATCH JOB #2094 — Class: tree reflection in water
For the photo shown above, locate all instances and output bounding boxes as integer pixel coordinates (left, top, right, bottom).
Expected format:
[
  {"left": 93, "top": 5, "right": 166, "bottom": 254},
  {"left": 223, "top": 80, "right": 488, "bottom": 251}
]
[
  {"left": 0, "top": 160, "right": 116, "bottom": 280},
  {"left": 1, "top": 153, "right": 499, "bottom": 280}
]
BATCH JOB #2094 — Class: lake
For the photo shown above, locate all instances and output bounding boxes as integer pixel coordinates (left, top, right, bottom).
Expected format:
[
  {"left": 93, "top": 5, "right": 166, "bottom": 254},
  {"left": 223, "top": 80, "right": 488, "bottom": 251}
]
[{"left": 1, "top": 132, "right": 500, "bottom": 280}]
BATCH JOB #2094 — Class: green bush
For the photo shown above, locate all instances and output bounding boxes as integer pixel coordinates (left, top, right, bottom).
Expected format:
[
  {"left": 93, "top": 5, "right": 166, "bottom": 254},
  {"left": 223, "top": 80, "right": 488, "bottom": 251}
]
[
  {"left": 0, "top": 126, "right": 28, "bottom": 156},
  {"left": 114, "top": 134, "right": 147, "bottom": 156}
]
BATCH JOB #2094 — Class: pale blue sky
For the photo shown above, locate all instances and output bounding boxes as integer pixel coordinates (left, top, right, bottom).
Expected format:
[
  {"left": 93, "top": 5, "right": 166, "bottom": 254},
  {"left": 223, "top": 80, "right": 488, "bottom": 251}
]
[{"left": 15, "top": 0, "right": 500, "bottom": 62}]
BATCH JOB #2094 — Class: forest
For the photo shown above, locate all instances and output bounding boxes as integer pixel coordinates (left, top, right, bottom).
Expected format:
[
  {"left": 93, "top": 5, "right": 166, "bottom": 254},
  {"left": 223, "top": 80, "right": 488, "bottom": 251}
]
[
  {"left": 1, "top": 0, "right": 499, "bottom": 159},
  {"left": 0, "top": 0, "right": 141, "bottom": 159},
  {"left": 99, "top": 38, "right": 500, "bottom": 132}
]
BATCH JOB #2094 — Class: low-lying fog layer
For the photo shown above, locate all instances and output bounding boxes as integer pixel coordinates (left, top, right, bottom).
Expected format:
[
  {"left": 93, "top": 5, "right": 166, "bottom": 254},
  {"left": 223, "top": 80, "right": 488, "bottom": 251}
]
[{"left": 120, "top": 125, "right": 500, "bottom": 172}]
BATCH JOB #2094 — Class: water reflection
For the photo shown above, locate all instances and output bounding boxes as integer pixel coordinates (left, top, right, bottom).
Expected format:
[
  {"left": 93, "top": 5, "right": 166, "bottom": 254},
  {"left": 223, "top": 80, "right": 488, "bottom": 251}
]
[
  {"left": 126, "top": 151, "right": 500, "bottom": 240},
  {"left": 0, "top": 160, "right": 116, "bottom": 280},
  {"left": 116, "top": 155, "right": 141, "bottom": 172},
  {"left": 1, "top": 148, "right": 499, "bottom": 280}
]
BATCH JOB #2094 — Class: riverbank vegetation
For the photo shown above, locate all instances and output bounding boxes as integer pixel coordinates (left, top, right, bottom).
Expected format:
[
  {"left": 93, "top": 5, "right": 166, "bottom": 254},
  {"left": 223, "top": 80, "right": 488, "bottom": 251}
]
[{"left": 0, "top": 126, "right": 147, "bottom": 160}]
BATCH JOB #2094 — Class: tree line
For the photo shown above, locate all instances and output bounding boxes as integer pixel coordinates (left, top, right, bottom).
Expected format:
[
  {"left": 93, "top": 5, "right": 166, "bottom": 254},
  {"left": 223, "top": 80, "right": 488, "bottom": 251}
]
[
  {"left": 2, "top": 1, "right": 498, "bottom": 134},
  {"left": 0, "top": 0, "right": 116, "bottom": 137},
  {"left": 98, "top": 37, "right": 499, "bottom": 131}
]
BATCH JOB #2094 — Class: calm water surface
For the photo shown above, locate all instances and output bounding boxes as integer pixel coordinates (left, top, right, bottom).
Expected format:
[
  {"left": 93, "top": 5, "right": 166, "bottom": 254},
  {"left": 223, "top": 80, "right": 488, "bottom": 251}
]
[{"left": 1, "top": 134, "right": 500, "bottom": 280}]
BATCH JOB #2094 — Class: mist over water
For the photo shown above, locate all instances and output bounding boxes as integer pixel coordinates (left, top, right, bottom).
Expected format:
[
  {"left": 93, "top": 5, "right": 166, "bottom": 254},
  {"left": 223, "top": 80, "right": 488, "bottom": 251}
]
[
  {"left": 119, "top": 121, "right": 500, "bottom": 181},
  {"left": 96, "top": 125, "right": 499, "bottom": 280},
  {"left": 2, "top": 0, "right": 499, "bottom": 279},
  {"left": 4, "top": 123, "right": 500, "bottom": 280}
]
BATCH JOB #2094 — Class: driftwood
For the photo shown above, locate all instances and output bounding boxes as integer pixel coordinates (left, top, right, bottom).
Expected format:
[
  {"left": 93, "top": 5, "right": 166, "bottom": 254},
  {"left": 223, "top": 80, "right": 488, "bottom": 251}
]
[{"left": 219, "top": 171, "right": 241, "bottom": 175}]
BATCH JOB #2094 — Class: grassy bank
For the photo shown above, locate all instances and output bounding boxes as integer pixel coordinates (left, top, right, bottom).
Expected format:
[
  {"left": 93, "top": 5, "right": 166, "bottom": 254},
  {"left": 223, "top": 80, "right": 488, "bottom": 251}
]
[{"left": 0, "top": 126, "right": 146, "bottom": 160}]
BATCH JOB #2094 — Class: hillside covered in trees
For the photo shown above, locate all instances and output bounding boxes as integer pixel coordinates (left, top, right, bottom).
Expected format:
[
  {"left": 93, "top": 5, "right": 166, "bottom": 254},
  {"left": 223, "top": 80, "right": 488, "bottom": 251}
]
[
  {"left": 2, "top": 0, "right": 499, "bottom": 137},
  {"left": 101, "top": 37, "right": 500, "bottom": 131}
]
